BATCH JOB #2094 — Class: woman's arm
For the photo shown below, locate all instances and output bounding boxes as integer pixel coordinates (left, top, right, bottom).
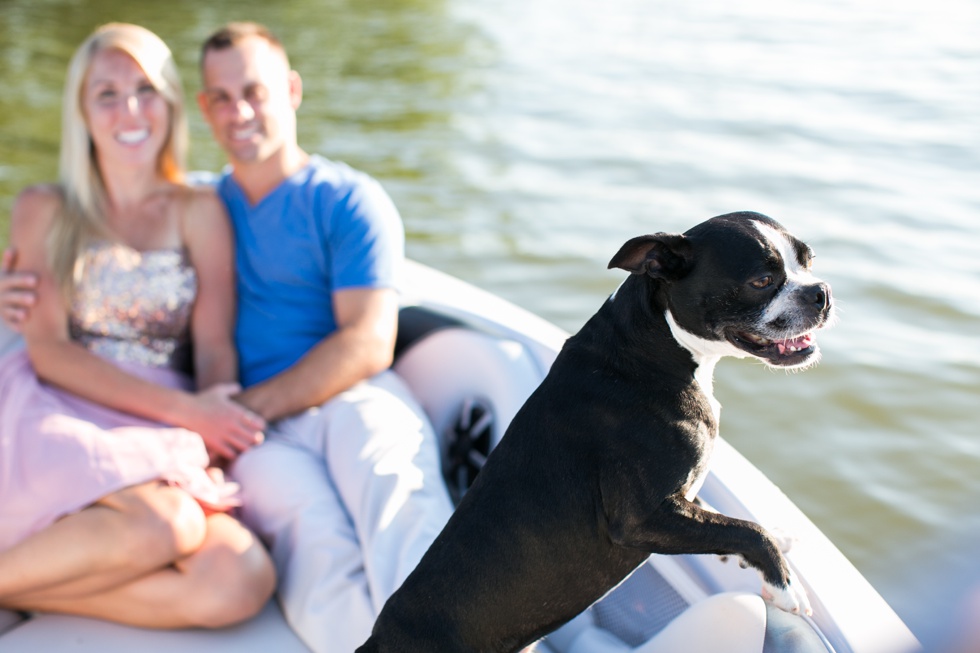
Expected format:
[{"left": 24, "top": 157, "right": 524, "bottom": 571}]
[
  {"left": 11, "top": 186, "right": 263, "bottom": 460},
  {"left": 180, "top": 187, "right": 265, "bottom": 459},
  {"left": 180, "top": 187, "right": 238, "bottom": 390},
  {"left": 11, "top": 186, "right": 193, "bottom": 423}
]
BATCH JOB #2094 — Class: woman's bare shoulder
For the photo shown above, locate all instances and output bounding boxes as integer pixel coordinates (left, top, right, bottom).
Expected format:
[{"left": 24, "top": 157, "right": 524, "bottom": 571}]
[
  {"left": 10, "top": 184, "right": 63, "bottom": 237},
  {"left": 178, "top": 183, "right": 227, "bottom": 221},
  {"left": 13, "top": 183, "right": 63, "bottom": 213},
  {"left": 175, "top": 184, "right": 231, "bottom": 251}
]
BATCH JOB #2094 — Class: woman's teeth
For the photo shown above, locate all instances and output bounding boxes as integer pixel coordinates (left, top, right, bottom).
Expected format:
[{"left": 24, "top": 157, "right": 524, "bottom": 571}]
[{"left": 116, "top": 129, "right": 149, "bottom": 145}]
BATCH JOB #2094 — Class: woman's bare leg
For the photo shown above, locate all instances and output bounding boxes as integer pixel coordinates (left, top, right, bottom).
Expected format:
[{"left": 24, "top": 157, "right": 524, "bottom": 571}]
[
  {"left": 9, "top": 512, "right": 276, "bottom": 628},
  {"left": 0, "top": 482, "right": 206, "bottom": 602}
]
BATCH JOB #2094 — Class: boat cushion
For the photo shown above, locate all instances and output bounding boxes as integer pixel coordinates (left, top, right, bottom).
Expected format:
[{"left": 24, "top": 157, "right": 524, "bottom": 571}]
[
  {"left": 0, "top": 610, "right": 24, "bottom": 636},
  {"left": 393, "top": 326, "right": 544, "bottom": 452},
  {"left": 0, "top": 601, "right": 309, "bottom": 652},
  {"left": 762, "top": 603, "right": 830, "bottom": 653}
]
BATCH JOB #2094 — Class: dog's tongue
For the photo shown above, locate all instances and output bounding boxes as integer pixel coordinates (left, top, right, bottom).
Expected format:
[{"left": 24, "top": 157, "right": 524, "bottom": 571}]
[{"left": 776, "top": 333, "right": 814, "bottom": 355}]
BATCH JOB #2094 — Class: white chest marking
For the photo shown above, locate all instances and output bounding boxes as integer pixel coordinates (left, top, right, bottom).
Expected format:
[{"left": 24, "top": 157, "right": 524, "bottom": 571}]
[{"left": 664, "top": 310, "right": 725, "bottom": 424}]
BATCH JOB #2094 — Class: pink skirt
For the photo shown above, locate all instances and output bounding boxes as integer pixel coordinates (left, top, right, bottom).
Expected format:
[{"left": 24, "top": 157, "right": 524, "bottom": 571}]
[{"left": 0, "top": 350, "right": 241, "bottom": 551}]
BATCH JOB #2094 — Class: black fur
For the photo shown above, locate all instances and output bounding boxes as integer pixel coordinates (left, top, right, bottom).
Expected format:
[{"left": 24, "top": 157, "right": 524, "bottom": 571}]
[{"left": 358, "top": 212, "right": 826, "bottom": 652}]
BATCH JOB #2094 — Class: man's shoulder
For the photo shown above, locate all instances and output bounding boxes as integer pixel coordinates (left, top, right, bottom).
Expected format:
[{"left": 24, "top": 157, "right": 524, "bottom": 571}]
[
  {"left": 301, "top": 156, "right": 398, "bottom": 222},
  {"left": 304, "top": 155, "right": 379, "bottom": 192}
]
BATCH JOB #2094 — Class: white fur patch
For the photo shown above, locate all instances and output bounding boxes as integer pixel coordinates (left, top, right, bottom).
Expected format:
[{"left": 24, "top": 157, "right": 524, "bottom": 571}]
[
  {"left": 750, "top": 221, "right": 827, "bottom": 335},
  {"left": 664, "top": 309, "right": 740, "bottom": 425},
  {"left": 664, "top": 309, "right": 747, "bottom": 365},
  {"left": 761, "top": 566, "right": 813, "bottom": 616}
]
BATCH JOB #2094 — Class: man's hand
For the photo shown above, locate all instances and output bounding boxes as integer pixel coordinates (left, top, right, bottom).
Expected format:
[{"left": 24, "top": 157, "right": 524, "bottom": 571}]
[{"left": 0, "top": 248, "right": 38, "bottom": 331}]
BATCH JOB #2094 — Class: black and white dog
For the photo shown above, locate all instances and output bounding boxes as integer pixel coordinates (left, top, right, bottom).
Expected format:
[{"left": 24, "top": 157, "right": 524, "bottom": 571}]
[{"left": 358, "top": 212, "right": 835, "bottom": 653}]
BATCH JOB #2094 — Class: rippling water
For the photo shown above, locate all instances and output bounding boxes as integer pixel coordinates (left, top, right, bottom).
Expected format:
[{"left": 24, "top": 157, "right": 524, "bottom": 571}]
[{"left": 1, "top": 0, "right": 978, "bottom": 647}]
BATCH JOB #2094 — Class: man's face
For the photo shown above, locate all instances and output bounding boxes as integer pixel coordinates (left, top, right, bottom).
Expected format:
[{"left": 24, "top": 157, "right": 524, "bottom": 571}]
[{"left": 197, "top": 35, "right": 300, "bottom": 167}]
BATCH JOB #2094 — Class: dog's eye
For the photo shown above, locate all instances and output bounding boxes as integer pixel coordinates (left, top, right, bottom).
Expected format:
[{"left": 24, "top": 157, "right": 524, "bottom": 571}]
[{"left": 750, "top": 276, "right": 773, "bottom": 289}]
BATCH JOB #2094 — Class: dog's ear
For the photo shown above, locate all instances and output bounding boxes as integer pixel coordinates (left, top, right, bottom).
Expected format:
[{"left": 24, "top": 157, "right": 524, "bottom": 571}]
[{"left": 607, "top": 233, "right": 693, "bottom": 280}]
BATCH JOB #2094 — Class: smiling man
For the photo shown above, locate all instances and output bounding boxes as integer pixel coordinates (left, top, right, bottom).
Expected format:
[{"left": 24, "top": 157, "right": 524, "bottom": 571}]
[{"left": 193, "top": 23, "right": 455, "bottom": 652}]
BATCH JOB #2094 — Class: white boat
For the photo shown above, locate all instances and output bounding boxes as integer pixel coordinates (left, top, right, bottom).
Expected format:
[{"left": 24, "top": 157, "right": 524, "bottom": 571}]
[{"left": 0, "top": 260, "right": 921, "bottom": 653}]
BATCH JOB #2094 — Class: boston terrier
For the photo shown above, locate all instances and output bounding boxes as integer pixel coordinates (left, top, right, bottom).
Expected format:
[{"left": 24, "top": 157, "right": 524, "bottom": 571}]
[{"left": 358, "top": 211, "right": 835, "bottom": 653}]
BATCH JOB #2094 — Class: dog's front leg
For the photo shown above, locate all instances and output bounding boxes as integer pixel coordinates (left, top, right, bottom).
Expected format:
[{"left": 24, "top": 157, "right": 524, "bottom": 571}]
[{"left": 605, "top": 494, "right": 811, "bottom": 615}]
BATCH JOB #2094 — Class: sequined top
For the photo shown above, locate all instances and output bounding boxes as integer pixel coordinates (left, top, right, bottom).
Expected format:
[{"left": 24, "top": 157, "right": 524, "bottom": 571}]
[{"left": 69, "top": 241, "right": 198, "bottom": 372}]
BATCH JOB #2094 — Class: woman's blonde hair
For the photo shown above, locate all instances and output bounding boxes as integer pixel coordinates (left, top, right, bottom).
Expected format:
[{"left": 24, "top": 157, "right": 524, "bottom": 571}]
[{"left": 50, "top": 23, "right": 188, "bottom": 295}]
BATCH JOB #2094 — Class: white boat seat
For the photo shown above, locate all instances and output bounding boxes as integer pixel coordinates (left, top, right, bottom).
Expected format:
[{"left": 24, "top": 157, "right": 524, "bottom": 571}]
[
  {"left": 547, "top": 584, "right": 828, "bottom": 653},
  {"left": 762, "top": 603, "right": 830, "bottom": 652},
  {"left": 545, "top": 591, "right": 767, "bottom": 653},
  {"left": 393, "top": 322, "right": 544, "bottom": 456},
  {"left": 541, "top": 538, "right": 830, "bottom": 653},
  {"left": 0, "top": 601, "right": 310, "bottom": 652},
  {"left": 393, "top": 314, "right": 546, "bottom": 505},
  {"left": 0, "top": 609, "right": 24, "bottom": 637}
]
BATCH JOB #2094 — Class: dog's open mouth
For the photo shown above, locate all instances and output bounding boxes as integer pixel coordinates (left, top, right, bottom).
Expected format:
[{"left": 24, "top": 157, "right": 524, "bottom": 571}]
[{"left": 728, "top": 329, "right": 818, "bottom": 366}]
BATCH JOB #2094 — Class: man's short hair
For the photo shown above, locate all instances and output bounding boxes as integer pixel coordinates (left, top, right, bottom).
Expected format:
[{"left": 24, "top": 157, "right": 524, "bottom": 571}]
[{"left": 200, "top": 22, "right": 288, "bottom": 69}]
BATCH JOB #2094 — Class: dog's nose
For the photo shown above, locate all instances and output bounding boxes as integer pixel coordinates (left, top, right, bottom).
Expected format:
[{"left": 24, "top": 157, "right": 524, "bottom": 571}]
[{"left": 803, "top": 283, "right": 831, "bottom": 310}]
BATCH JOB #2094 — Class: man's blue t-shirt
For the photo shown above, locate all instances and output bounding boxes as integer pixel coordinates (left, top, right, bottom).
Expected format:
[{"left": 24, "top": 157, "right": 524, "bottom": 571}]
[{"left": 217, "top": 155, "right": 404, "bottom": 388}]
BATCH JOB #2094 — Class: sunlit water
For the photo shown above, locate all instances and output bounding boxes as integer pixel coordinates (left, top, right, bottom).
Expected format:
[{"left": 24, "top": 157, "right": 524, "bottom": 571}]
[{"left": 2, "top": 0, "right": 978, "bottom": 647}]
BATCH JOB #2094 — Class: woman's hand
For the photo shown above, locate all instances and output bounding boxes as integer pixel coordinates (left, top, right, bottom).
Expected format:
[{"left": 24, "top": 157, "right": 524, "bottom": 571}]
[{"left": 178, "top": 383, "right": 266, "bottom": 462}]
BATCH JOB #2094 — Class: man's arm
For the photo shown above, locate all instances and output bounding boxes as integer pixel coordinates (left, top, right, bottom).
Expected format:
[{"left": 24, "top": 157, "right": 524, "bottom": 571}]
[
  {"left": 0, "top": 247, "right": 38, "bottom": 331},
  {"left": 234, "top": 286, "right": 399, "bottom": 422}
]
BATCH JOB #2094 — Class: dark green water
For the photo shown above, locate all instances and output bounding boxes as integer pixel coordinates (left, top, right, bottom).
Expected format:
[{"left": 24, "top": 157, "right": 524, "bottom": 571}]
[{"left": 2, "top": 0, "right": 978, "bottom": 646}]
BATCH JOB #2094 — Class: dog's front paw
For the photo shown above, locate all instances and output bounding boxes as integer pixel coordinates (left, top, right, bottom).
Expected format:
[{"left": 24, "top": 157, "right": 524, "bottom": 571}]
[{"left": 761, "top": 570, "right": 812, "bottom": 617}]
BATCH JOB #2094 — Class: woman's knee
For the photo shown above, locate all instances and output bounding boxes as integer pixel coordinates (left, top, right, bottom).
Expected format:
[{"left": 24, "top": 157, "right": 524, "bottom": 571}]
[
  {"left": 100, "top": 482, "right": 208, "bottom": 563},
  {"left": 181, "top": 516, "right": 276, "bottom": 628}
]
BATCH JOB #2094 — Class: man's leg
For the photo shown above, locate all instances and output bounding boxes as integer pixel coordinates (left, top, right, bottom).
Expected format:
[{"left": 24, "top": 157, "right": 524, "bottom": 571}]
[
  {"left": 318, "top": 370, "right": 454, "bottom": 613},
  {"left": 231, "top": 439, "right": 375, "bottom": 653}
]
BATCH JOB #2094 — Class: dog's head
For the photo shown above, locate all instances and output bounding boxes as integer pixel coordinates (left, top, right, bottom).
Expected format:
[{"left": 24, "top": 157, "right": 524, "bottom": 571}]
[{"left": 609, "top": 211, "right": 835, "bottom": 369}]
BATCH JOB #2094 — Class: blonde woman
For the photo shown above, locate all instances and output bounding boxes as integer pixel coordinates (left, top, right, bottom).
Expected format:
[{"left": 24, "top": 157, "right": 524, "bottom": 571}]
[{"left": 0, "top": 24, "right": 274, "bottom": 627}]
